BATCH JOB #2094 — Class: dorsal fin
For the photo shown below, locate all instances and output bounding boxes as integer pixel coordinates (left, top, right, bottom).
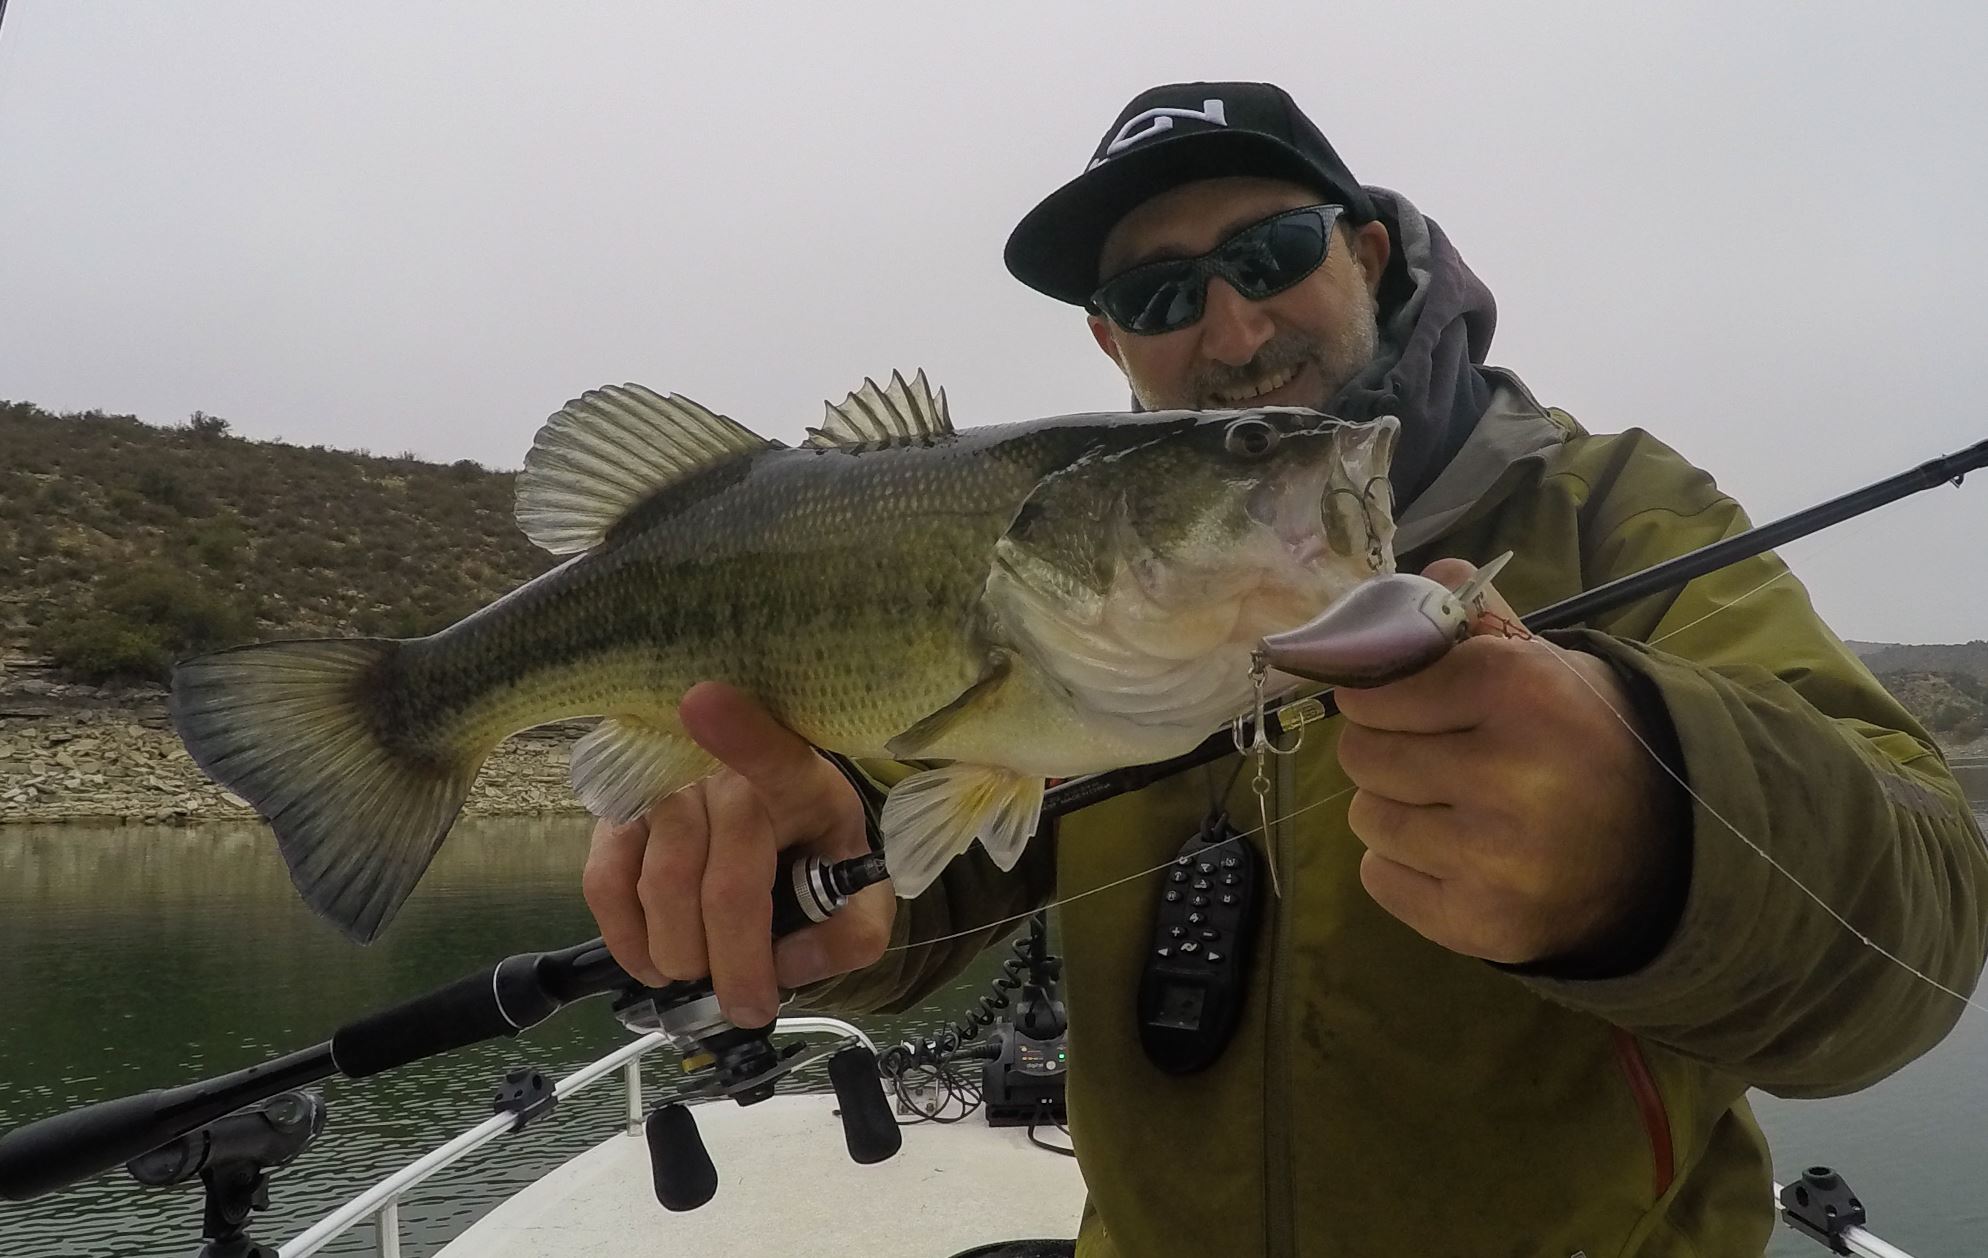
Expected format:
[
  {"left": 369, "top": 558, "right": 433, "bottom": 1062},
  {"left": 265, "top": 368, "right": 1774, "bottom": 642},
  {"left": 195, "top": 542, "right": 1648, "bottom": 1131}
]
[
  {"left": 515, "top": 383, "right": 773, "bottom": 554},
  {"left": 803, "top": 369, "right": 954, "bottom": 449}
]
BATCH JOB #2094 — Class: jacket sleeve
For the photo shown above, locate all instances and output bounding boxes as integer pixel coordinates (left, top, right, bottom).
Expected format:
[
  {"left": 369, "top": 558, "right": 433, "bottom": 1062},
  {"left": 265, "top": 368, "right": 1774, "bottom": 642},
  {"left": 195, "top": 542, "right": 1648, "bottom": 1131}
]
[
  {"left": 1512, "top": 431, "right": 1988, "bottom": 1096},
  {"left": 786, "top": 756, "right": 1058, "bottom": 1017}
]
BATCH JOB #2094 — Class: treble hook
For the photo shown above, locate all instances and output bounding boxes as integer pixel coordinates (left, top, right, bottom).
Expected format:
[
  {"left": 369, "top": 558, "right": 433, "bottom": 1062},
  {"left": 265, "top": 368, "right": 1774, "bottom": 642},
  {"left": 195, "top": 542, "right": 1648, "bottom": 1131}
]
[{"left": 1231, "top": 648, "right": 1305, "bottom": 758}]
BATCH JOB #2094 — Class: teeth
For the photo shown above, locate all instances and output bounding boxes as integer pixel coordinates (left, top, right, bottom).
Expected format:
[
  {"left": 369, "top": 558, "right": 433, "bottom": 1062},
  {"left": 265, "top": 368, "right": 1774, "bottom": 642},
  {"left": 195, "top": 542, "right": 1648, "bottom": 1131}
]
[{"left": 1216, "top": 363, "right": 1299, "bottom": 405}]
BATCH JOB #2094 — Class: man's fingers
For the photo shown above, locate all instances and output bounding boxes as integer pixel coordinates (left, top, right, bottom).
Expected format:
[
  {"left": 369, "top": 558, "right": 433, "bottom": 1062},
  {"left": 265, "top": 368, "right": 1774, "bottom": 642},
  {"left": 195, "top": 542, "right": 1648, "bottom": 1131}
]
[
  {"left": 1358, "top": 849, "right": 1449, "bottom": 940},
  {"left": 1336, "top": 724, "right": 1477, "bottom": 807},
  {"left": 700, "top": 771, "right": 780, "bottom": 1027},
  {"left": 636, "top": 788, "right": 713, "bottom": 983},
  {"left": 583, "top": 816, "right": 666, "bottom": 986},
  {"left": 1345, "top": 789, "right": 1468, "bottom": 880},
  {"left": 773, "top": 886, "right": 894, "bottom": 988}
]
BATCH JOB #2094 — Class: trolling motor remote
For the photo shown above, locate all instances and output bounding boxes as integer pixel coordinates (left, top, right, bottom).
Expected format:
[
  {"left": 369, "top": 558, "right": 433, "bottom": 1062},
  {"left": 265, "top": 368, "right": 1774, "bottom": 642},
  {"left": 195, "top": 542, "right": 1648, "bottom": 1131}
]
[{"left": 1138, "top": 814, "right": 1262, "bottom": 1074}]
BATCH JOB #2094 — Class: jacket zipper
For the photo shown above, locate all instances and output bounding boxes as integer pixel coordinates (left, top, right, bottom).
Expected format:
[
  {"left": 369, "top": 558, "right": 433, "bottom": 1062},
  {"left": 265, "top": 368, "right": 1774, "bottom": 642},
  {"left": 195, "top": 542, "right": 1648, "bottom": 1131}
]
[
  {"left": 1262, "top": 754, "right": 1297, "bottom": 1258},
  {"left": 1610, "top": 1027, "right": 1676, "bottom": 1198}
]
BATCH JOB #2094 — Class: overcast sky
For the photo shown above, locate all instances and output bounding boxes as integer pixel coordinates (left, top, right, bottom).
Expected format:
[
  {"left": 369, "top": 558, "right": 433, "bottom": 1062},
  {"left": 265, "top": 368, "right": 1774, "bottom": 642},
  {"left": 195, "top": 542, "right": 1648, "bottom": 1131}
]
[{"left": 2, "top": 3, "right": 1985, "bottom": 642}]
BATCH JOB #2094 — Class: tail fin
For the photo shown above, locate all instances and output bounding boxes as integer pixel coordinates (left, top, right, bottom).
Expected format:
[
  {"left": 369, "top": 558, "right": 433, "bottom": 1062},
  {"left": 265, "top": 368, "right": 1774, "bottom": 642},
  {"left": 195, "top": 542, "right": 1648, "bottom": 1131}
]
[{"left": 169, "top": 639, "right": 485, "bottom": 943}]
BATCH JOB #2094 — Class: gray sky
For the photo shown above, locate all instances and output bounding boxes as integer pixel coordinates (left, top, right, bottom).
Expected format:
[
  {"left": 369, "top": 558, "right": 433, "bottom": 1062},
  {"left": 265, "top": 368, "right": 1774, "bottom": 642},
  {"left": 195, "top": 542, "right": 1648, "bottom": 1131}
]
[{"left": 3, "top": 2, "right": 1985, "bottom": 643}]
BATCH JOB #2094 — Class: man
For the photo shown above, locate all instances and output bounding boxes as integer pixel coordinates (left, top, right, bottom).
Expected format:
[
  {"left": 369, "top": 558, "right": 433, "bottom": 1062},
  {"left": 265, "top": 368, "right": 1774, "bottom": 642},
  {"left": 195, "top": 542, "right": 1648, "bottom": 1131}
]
[{"left": 583, "top": 83, "right": 1988, "bottom": 1255}]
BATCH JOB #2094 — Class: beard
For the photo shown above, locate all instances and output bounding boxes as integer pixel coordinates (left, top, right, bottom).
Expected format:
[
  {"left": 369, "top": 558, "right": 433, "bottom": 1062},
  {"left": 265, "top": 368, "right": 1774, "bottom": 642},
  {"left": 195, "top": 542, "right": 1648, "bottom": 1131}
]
[{"left": 1130, "top": 299, "right": 1382, "bottom": 414}]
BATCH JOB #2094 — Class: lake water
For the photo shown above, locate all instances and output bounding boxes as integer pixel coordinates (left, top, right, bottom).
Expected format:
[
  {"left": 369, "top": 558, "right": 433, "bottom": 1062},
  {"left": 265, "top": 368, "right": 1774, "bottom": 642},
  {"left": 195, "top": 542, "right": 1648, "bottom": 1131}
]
[{"left": 1, "top": 810, "right": 1984, "bottom": 1258}]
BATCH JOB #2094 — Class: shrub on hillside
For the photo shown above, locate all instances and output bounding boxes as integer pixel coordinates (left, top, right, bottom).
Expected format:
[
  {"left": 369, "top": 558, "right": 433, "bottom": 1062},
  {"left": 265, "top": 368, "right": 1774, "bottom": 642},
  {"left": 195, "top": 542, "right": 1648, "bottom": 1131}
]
[
  {"left": 187, "top": 411, "right": 232, "bottom": 438},
  {"left": 35, "top": 564, "right": 258, "bottom": 683}
]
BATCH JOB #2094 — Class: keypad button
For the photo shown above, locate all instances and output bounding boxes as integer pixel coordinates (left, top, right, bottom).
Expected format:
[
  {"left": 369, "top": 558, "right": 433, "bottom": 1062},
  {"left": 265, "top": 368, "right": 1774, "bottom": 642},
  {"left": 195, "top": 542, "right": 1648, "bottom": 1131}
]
[
  {"left": 1168, "top": 926, "right": 1186, "bottom": 939},
  {"left": 1221, "top": 874, "right": 1240, "bottom": 887},
  {"left": 1170, "top": 870, "right": 1188, "bottom": 884},
  {"left": 1187, "top": 912, "right": 1206, "bottom": 926},
  {"left": 1220, "top": 893, "right": 1237, "bottom": 906},
  {"left": 1179, "top": 940, "right": 1200, "bottom": 955},
  {"left": 1191, "top": 877, "right": 1211, "bottom": 891},
  {"left": 1155, "top": 946, "right": 1171, "bottom": 958},
  {"left": 1206, "top": 950, "right": 1224, "bottom": 963},
  {"left": 1199, "top": 928, "right": 1220, "bottom": 941},
  {"left": 1190, "top": 894, "right": 1210, "bottom": 907},
  {"left": 1220, "top": 856, "right": 1240, "bottom": 869},
  {"left": 1195, "top": 861, "right": 1215, "bottom": 875},
  {"left": 1165, "top": 890, "right": 1181, "bottom": 903}
]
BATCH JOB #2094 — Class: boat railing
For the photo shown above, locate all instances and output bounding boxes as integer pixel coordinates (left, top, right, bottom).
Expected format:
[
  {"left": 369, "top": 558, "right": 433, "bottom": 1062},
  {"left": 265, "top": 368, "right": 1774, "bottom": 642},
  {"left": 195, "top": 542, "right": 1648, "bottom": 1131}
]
[
  {"left": 274, "top": 1012, "right": 1913, "bottom": 1258},
  {"left": 277, "top": 1015, "right": 875, "bottom": 1258},
  {"left": 1770, "top": 1180, "right": 1915, "bottom": 1258}
]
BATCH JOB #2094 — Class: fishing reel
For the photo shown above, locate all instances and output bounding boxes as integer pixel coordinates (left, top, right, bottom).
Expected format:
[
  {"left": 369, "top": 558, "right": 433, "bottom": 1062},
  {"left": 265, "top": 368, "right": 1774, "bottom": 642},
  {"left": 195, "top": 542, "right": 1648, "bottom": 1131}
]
[{"left": 607, "top": 853, "right": 903, "bottom": 1211}]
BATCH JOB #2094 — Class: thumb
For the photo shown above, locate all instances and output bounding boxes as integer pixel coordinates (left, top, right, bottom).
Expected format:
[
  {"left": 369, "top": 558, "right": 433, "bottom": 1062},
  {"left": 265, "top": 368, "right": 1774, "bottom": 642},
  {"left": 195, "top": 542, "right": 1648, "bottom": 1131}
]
[
  {"left": 1419, "top": 557, "right": 1522, "bottom": 636},
  {"left": 678, "top": 680, "right": 834, "bottom": 814}
]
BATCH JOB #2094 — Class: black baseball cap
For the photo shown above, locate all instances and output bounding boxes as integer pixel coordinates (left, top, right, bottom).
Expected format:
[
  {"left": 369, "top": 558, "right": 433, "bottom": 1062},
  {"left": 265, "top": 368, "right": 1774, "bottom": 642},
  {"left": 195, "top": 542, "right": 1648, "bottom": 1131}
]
[{"left": 1004, "top": 81, "right": 1376, "bottom": 307}]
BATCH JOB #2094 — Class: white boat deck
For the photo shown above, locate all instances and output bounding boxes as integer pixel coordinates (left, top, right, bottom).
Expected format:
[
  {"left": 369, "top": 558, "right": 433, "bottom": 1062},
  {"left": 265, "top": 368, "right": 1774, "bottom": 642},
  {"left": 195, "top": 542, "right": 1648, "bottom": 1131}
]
[{"left": 437, "top": 1092, "right": 1088, "bottom": 1258}]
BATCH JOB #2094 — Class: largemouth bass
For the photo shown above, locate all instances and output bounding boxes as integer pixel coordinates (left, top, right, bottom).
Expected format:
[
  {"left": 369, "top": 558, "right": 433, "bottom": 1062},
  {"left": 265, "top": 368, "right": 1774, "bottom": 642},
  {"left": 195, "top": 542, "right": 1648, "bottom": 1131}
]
[{"left": 169, "top": 371, "right": 1398, "bottom": 941}]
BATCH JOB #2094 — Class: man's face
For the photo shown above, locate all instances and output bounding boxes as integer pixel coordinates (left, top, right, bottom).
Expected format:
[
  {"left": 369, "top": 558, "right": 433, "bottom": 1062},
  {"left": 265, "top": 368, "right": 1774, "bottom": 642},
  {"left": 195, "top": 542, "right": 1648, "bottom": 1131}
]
[{"left": 1089, "top": 176, "right": 1391, "bottom": 413}]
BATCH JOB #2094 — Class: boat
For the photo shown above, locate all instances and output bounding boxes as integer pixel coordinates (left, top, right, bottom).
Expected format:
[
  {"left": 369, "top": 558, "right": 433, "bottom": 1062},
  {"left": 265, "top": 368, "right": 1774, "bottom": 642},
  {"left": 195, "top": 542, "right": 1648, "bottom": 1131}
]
[{"left": 259, "top": 1015, "right": 1912, "bottom": 1258}]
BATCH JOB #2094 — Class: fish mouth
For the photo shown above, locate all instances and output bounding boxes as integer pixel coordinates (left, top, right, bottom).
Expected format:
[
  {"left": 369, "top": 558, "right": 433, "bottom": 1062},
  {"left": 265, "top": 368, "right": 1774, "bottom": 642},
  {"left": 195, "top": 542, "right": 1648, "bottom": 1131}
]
[{"left": 1247, "top": 453, "right": 1340, "bottom": 565}]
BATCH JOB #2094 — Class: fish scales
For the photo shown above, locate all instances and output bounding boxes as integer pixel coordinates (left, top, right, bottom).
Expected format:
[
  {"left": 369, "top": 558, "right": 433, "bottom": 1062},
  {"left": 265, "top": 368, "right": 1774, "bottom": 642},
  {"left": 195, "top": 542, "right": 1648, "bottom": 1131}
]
[{"left": 168, "top": 371, "right": 1399, "bottom": 939}]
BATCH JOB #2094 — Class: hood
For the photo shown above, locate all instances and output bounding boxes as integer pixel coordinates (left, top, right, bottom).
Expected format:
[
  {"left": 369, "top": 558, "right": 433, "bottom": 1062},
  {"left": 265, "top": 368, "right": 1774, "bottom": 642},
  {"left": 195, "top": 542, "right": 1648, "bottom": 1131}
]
[{"left": 1327, "top": 186, "right": 1499, "bottom": 508}]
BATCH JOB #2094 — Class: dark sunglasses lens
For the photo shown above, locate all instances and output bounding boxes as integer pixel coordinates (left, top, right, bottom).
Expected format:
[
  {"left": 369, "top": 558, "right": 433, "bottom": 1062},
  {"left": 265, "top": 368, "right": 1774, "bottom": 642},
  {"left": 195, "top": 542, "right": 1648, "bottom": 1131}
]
[
  {"left": 1222, "top": 211, "right": 1330, "bottom": 297},
  {"left": 1099, "top": 264, "right": 1202, "bottom": 334}
]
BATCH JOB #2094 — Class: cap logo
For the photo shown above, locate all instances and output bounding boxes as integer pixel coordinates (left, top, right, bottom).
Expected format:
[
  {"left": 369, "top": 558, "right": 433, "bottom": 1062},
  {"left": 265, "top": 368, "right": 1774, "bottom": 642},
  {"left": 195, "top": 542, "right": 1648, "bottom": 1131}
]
[{"left": 1088, "top": 98, "right": 1227, "bottom": 169}]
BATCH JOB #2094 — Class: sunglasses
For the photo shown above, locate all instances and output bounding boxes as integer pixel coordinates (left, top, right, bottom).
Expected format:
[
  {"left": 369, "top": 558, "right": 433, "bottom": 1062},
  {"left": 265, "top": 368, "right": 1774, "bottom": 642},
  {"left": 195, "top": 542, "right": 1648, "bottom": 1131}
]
[{"left": 1088, "top": 203, "right": 1346, "bottom": 336}]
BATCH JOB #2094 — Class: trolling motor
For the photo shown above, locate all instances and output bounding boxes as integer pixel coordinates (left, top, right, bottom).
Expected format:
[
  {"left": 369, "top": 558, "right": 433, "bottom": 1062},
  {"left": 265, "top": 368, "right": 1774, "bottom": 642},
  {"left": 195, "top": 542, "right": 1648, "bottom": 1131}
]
[{"left": 0, "top": 850, "right": 900, "bottom": 1222}]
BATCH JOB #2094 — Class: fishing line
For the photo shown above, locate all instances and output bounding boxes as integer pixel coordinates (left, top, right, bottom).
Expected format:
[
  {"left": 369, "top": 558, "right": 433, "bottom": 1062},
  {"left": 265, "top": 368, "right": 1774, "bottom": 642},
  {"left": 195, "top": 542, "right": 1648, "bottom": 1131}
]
[
  {"left": 890, "top": 505, "right": 1984, "bottom": 1012},
  {"left": 882, "top": 784, "right": 1358, "bottom": 954},
  {"left": 1531, "top": 636, "right": 1988, "bottom": 1017},
  {"left": 1648, "top": 569, "right": 1792, "bottom": 648}
]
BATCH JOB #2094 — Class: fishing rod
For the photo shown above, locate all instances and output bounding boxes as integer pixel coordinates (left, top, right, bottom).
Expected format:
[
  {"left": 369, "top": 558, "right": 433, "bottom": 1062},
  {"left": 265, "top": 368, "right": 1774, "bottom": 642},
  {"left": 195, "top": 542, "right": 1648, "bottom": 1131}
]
[
  {"left": 0, "top": 851, "right": 900, "bottom": 1218},
  {"left": 1039, "top": 433, "right": 1988, "bottom": 819}
]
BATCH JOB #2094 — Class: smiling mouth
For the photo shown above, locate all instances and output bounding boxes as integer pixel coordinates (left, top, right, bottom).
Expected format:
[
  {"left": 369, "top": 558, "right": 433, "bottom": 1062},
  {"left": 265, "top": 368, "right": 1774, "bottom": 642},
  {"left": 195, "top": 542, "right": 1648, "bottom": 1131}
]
[{"left": 1212, "top": 362, "right": 1302, "bottom": 406}]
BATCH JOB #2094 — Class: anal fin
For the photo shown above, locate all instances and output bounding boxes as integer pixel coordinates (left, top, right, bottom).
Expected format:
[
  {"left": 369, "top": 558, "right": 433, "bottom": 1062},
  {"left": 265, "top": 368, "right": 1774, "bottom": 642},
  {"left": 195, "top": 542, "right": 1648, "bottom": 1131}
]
[
  {"left": 879, "top": 764, "right": 1045, "bottom": 899},
  {"left": 570, "top": 717, "right": 718, "bottom": 824}
]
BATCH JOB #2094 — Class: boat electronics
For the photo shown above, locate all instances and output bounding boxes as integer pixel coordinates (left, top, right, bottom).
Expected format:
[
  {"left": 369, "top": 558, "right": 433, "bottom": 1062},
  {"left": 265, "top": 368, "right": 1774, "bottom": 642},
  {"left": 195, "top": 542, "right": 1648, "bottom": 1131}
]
[
  {"left": 982, "top": 922, "right": 1069, "bottom": 1128},
  {"left": 1138, "top": 813, "right": 1261, "bottom": 1074}
]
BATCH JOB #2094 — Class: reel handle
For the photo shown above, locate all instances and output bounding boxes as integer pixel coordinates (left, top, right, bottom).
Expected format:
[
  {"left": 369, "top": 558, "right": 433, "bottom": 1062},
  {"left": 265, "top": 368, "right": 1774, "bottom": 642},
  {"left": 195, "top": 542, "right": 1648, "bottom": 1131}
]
[
  {"left": 645, "top": 1102, "right": 718, "bottom": 1212},
  {"left": 828, "top": 1045, "right": 902, "bottom": 1165}
]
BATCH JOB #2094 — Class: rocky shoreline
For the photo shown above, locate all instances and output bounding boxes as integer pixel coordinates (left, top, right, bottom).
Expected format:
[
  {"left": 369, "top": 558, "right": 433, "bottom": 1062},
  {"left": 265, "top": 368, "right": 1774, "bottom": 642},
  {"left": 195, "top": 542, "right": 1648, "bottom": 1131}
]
[
  {"left": 0, "top": 654, "right": 588, "bottom": 826},
  {"left": 3, "top": 652, "right": 1981, "bottom": 828}
]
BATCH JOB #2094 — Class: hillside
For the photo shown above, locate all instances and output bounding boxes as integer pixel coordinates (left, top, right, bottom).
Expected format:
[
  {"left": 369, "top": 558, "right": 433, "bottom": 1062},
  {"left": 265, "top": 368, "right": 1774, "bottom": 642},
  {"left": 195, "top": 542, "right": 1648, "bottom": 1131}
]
[
  {"left": 0, "top": 399, "right": 553, "bottom": 680},
  {"left": 0, "top": 397, "right": 1981, "bottom": 755},
  {"left": 1847, "top": 640, "right": 1988, "bottom": 686}
]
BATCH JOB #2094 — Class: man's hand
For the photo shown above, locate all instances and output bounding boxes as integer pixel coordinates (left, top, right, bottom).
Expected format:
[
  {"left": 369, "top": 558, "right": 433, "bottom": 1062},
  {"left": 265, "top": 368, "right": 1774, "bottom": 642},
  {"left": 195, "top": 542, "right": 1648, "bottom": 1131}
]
[
  {"left": 1334, "top": 559, "right": 1686, "bottom": 967},
  {"left": 581, "top": 681, "right": 893, "bottom": 1028}
]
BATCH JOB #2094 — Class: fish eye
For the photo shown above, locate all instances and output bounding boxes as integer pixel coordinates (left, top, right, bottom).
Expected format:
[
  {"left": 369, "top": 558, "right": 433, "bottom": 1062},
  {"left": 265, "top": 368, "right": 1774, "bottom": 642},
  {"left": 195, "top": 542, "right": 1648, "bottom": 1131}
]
[{"left": 1224, "top": 418, "right": 1280, "bottom": 459}]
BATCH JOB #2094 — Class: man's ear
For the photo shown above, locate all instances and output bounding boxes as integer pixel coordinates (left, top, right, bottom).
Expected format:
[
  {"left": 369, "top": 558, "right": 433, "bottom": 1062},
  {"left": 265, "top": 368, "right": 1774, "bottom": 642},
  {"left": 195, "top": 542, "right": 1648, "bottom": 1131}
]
[
  {"left": 1352, "top": 220, "right": 1390, "bottom": 298},
  {"left": 1089, "top": 313, "right": 1127, "bottom": 369}
]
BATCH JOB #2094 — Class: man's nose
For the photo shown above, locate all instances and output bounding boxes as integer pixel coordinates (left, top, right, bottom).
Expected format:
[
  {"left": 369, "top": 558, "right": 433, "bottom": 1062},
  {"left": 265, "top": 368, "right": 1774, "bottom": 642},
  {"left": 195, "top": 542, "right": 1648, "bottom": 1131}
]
[{"left": 1197, "top": 277, "right": 1275, "bottom": 366}]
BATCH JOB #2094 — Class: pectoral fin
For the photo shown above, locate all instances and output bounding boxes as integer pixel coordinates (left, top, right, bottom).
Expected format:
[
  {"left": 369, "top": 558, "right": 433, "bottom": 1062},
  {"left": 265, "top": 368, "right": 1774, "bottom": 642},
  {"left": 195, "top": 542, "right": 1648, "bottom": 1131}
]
[{"left": 879, "top": 764, "right": 1045, "bottom": 899}]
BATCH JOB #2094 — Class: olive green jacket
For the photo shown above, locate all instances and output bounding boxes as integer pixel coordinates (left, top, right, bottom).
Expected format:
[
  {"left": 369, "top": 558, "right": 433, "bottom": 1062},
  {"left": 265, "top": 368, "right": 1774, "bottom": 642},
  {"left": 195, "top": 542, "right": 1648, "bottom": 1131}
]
[{"left": 803, "top": 372, "right": 1988, "bottom": 1257}]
